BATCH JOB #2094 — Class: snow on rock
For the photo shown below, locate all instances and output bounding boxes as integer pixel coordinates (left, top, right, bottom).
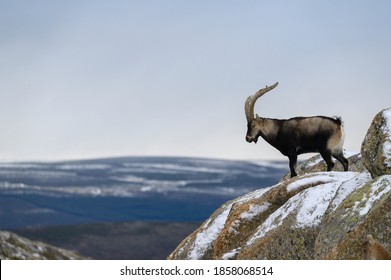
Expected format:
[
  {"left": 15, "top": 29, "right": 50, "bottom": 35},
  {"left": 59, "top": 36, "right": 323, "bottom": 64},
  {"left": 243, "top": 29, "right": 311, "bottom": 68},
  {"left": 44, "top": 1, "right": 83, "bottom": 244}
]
[
  {"left": 357, "top": 175, "right": 391, "bottom": 216},
  {"left": 382, "top": 109, "right": 391, "bottom": 167},
  {"left": 247, "top": 172, "right": 357, "bottom": 245},
  {"left": 169, "top": 171, "right": 370, "bottom": 260},
  {"left": 313, "top": 174, "right": 391, "bottom": 260},
  {"left": 246, "top": 196, "right": 296, "bottom": 245},
  {"left": 169, "top": 108, "right": 391, "bottom": 260},
  {"left": 239, "top": 203, "right": 270, "bottom": 221},
  {"left": 187, "top": 203, "right": 233, "bottom": 260},
  {"left": 362, "top": 107, "right": 391, "bottom": 177},
  {"left": 221, "top": 247, "right": 241, "bottom": 260},
  {"left": 295, "top": 179, "right": 345, "bottom": 228},
  {"left": 329, "top": 171, "right": 372, "bottom": 211},
  {"left": 287, "top": 172, "right": 355, "bottom": 193},
  {"left": 235, "top": 186, "right": 275, "bottom": 204},
  {"left": 170, "top": 167, "right": 391, "bottom": 260},
  {"left": 183, "top": 186, "right": 274, "bottom": 259}
]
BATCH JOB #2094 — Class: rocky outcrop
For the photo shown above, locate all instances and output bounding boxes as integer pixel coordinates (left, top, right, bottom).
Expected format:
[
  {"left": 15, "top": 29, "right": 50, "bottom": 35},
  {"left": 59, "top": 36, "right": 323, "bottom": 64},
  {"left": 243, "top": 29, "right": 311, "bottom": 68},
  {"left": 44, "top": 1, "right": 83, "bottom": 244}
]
[
  {"left": 361, "top": 107, "right": 391, "bottom": 178},
  {"left": 168, "top": 109, "right": 391, "bottom": 260},
  {"left": 0, "top": 231, "right": 84, "bottom": 260}
]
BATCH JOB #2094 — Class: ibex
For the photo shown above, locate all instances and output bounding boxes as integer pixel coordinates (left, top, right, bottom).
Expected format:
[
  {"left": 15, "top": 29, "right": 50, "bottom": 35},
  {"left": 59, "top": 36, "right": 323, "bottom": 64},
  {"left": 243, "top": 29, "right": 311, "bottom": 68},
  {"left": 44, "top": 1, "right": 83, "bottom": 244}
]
[{"left": 245, "top": 82, "right": 348, "bottom": 177}]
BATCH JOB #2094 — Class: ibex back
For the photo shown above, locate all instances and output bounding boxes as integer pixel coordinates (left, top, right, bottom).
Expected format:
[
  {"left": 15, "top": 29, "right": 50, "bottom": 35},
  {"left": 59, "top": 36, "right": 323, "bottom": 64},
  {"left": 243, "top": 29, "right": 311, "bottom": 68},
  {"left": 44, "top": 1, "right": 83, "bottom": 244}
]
[{"left": 244, "top": 82, "right": 348, "bottom": 177}]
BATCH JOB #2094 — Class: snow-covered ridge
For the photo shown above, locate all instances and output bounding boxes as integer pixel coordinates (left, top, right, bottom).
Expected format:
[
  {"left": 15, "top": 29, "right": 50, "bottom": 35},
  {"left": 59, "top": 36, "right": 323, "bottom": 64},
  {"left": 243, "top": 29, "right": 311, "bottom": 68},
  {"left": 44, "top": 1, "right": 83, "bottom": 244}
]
[
  {"left": 0, "top": 157, "right": 288, "bottom": 198},
  {"left": 0, "top": 157, "right": 289, "bottom": 229}
]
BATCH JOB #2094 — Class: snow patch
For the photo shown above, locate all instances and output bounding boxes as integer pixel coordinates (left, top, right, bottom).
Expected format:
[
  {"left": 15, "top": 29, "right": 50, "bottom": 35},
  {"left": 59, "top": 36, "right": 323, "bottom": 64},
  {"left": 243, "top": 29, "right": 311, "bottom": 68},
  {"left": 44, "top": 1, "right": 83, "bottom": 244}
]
[
  {"left": 239, "top": 203, "right": 271, "bottom": 220},
  {"left": 357, "top": 175, "right": 391, "bottom": 216},
  {"left": 382, "top": 109, "right": 391, "bottom": 167},
  {"left": 187, "top": 203, "right": 233, "bottom": 260},
  {"left": 221, "top": 247, "right": 241, "bottom": 260},
  {"left": 247, "top": 172, "right": 357, "bottom": 245},
  {"left": 383, "top": 108, "right": 391, "bottom": 132},
  {"left": 235, "top": 185, "right": 276, "bottom": 204},
  {"left": 121, "top": 162, "right": 229, "bottom": 174},
  {"left": 246, "top": 194, "right": 297, "bottom": 245},
  {"left": 228, "top": 202, "right": 271, "bottom": 235},
  {"left": 295, "top": 181, "right": 342, "bottom": 228},
  {"left": 329, "top": 172, "right": 371, "bottom": 211},
  {"left": 57, "top": 164, "right": 110, "bottom": 170},
  {"left": 287, "top": 172, "right": 356, "bottom": 193},
  {"left": 287, "top": 174, "right": 335, "bottom": 193}
]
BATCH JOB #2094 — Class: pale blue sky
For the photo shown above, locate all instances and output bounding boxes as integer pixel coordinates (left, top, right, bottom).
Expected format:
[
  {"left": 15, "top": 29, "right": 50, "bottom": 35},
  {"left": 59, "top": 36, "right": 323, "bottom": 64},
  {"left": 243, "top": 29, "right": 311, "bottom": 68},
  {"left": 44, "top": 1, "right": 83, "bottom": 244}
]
[{"left": 0, "top": 0, "right": 390, "bottom": 161}]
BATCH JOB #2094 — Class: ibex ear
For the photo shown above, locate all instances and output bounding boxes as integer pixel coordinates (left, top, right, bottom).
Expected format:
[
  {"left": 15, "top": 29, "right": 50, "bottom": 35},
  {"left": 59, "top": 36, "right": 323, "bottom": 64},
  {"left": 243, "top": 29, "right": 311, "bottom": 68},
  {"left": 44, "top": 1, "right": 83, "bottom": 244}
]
[{"left": 255, "top": 114, "right": 260, "bottom": 119}]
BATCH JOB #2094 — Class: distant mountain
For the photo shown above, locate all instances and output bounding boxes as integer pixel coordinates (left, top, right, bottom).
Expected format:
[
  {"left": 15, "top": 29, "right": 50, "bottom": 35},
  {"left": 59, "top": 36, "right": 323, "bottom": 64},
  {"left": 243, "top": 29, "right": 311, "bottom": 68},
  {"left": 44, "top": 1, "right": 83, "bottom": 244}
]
[{"left": 0, "top": 156, "right": 287, "bottom": 229}]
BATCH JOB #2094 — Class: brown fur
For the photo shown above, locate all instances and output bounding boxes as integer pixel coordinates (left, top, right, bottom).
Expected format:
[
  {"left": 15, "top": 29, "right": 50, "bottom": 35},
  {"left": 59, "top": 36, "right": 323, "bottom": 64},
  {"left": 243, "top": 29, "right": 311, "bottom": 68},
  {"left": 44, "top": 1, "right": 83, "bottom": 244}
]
[{"left": 362, "top": 234, "right": 391, "bottom": 260}]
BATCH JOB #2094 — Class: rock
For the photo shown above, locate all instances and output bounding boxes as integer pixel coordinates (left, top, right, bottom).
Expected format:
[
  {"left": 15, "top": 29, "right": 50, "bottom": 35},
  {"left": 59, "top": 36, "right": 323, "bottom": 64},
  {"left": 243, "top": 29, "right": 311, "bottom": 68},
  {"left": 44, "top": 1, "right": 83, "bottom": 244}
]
[
  {"left": 0, "top": 231, "right": 84, "bottom": 260},
  {"left": 236, "top": 172, "right": 358, "bottom": 260},
  {"left": 314, "top": 174, "right": 391, "bottom": 259},
  {"left": 361, "top": 107, "right": 391, "bottom": 178},
  {"left": 168, "top": 170, "right": 391, "bottom": 260},
  {"left": 169, "top": 109, "right": 391, "bottom": 260}
]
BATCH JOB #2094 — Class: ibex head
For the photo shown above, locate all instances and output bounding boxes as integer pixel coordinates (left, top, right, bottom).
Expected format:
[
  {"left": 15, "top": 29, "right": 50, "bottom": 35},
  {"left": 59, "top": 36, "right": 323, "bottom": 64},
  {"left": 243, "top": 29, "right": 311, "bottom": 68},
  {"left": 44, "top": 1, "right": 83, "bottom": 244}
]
[{"left": 245, "top": 82, "right": 278, "bottom": 143}]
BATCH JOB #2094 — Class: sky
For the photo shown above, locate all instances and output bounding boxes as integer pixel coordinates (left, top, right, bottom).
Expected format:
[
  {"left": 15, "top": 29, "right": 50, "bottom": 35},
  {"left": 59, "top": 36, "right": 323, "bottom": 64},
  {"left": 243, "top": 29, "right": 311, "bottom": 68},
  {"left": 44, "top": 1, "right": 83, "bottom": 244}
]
[{"left": 0, "top": 0, "right": 390, "bottom": 161}]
